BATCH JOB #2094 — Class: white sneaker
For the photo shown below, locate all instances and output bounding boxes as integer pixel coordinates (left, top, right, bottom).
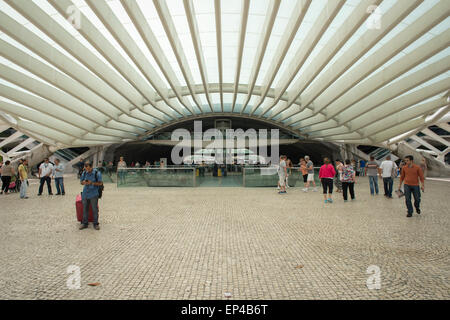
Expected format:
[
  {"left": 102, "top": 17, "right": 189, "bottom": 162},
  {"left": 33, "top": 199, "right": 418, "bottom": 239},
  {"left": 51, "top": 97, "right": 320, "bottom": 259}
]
[{"left": 302, "top": 188, "right": 308, "bottom": 192}]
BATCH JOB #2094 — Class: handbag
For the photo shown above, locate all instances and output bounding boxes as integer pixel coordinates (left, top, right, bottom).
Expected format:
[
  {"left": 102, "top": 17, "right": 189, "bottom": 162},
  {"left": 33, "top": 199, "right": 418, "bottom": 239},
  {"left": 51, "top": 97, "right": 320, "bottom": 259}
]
[{"left": 395, "top": 189, "right": 404, "bottom": 198}]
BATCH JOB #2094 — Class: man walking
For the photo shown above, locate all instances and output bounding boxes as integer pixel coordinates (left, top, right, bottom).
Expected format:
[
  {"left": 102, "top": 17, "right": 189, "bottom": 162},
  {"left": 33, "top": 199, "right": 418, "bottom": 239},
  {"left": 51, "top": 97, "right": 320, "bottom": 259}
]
[
  {"left": 18, "top": 159, "right": 29, "bottom": 199},
  {"left": 303, "top": 155, "right": 318, "bottom": 192},
  {"left": 365, "top": 156, "right": 379, "bottom": 195},
  {"left": 53, "top": 158, "right": 65, "bottom": 195},
  {"left": 380, "top": 155, "right": 397, "bottom": 198},
  {"left": 38, "top": 158, "right": 53, "bottom": 196},
  {"left": 399, "top": 155, "right": 425, "bottom": 218}
]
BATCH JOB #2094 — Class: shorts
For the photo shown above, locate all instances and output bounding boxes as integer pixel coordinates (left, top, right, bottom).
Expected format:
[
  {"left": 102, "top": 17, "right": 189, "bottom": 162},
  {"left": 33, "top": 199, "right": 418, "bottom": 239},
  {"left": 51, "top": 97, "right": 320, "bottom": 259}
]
[
  {"left": 307, "top": 173, "right": 314, "bottom": 182},
  {"left": 303, "top": 174, "right": 308, "bottom": 183},
  {"left": 278, "top": 175, "right": 286, "bottom": 187}
]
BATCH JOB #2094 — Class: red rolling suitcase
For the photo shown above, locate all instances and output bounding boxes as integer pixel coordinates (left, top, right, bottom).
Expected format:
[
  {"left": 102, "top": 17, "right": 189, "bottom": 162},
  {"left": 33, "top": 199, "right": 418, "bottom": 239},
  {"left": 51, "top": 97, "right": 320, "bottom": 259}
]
[{"left": 76, "top": 194, "right": 97, "bottom": 222}]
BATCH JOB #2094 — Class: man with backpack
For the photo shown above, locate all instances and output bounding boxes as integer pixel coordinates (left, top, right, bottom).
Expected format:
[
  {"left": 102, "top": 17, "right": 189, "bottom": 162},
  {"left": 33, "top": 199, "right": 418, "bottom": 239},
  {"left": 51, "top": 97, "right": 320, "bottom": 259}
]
[{"left": 79, "top": 162, "right": 103, "bottom": 230}]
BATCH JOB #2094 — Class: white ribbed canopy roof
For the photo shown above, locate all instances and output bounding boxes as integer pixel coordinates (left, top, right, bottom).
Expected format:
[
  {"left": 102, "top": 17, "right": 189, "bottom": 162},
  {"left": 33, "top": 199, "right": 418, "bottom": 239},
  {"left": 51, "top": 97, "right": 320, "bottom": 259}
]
[{"left": 0, "top": 0, "right": 449, "bottom": 148}]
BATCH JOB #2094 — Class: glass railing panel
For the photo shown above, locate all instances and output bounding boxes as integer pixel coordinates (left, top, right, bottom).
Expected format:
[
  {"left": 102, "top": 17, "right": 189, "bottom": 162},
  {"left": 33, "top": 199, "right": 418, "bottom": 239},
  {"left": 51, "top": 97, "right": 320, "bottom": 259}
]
[
  {"left": 117, "top": 168, "right": 195, "bottom": 187},
  {"left": 243, "top": 167, "right": 321, "bottom": 187}
]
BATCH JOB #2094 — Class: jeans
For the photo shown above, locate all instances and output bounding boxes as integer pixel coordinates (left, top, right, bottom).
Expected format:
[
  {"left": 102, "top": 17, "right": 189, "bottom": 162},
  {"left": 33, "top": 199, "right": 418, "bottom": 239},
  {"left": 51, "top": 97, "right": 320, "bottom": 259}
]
[
  {"left": 38, "top": 176, "right": 52, "bottom": 194},
  {"left": 20, "top": 179, "right": 28, "bottom": 198},
  {"left": 342, "top": 182, "right": 355, "bottom": 200},
  {"left": 1, "top": 176, "right": 11, "bottom": 193},
  {"left": 368, "top": 175, "right": 379, "bottom": 195},
  {"left": 404, "top": 184, "right": 421, "bottom": 214},
  {"left": 55, "top": 177, "right": 65, "bottom": 194},
  {"left": 82, "top": 197, "right": 99, "bottom": 225},
  {"left": 383, "top": 177, "right": 394, "bottom": 197},
  {"left": 118, "top": 170, "right": 126, "bottom": 184}
]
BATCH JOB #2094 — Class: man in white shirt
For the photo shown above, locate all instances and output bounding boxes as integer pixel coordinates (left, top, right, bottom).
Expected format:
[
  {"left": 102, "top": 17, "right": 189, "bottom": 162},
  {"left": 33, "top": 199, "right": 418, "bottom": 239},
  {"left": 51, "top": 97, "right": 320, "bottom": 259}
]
[
  {"left": 38, "top": 158, "right": 54, "bottom": 196},
  {"left": 379, "top": 155, "right": 397, "bottom": 199}
]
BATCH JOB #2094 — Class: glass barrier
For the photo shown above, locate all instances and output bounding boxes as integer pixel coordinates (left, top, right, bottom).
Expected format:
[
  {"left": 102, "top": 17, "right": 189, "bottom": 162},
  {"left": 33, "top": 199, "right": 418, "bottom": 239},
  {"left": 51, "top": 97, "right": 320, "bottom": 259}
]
[
  {"left": 243, "top": 167, "right": 322, "bottom": 187},
  {"left": 96, "top": 166, "right": 116, "bottom": 183},
  {"left": 117, "top": 168, "right": 195, "bottom": 188}
]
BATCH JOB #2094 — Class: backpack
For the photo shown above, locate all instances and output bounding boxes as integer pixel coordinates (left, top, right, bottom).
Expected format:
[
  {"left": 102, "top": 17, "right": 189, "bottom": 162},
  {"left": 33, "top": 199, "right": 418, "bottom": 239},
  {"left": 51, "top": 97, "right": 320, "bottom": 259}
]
[{"left": 94, "top": 170, "right": 104, "bottom": 199}]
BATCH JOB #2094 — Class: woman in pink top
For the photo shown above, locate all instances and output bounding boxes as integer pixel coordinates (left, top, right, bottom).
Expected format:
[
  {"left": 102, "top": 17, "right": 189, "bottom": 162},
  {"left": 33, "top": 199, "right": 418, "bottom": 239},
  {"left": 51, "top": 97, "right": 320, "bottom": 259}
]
[{"left": 319, "top": 157, "right": 336, "bottom": 203}]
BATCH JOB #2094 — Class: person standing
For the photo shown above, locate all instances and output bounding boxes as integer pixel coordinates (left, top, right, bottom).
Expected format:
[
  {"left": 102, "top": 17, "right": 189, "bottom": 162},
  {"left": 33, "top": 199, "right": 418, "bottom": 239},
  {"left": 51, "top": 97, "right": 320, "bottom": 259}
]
[
  {"left": 18, "top": 159, "right": 29, "bottom": 199},
  {"left": 38, "top": 158, "right": 53, "bottom": 196},
  {"left": 76, "top": 158, "right": 85, "bottom": 179},
  {"left": 352, "top": 159, "right": 358, "bottom": 176},
  {"left": 365, "top": 156, "right": 379, "bottom": 196},
  {"left": 1, "top": 160, "right": 14, "bottom": 195},
  {"left": 299, "top": 158, "right": 308, "bottom": 186},
  {"left": 359, "top": 159, "right": 366, "bottom": 177},
  {"left": 285, "top": 158, "right": 293, "bottom": 188},
  {"left": 53, "top": 158, "right": 65, "bottom": 195},
  {"left": 278, "top": 155, "right": 287, "bottom": 194},
  {"left": 420, "top": 158, "right": 428, "bottom": 178},
  {"left": 319, "top": 157, "right": 336, "bottom": 203},
  {"left": 79, "top": 162, "right": 103, "bottom": 230},
  {"left": 303, "top": 155, "right": 318, "bottom": 192},
  {"left": 379, "top": 155, "right": 397, "bottom": 198},
  {"left": 399, "top": 155, "right": 425, "bottom": 218},
  {"left": 341, "top": 159, "right": 356, "bottom": 202},
  {"left": 117, "top": 156, "right": 127, "bottom": 185},
  {"left": 334, "top": 160, "right": 343, "bottom": 193}
]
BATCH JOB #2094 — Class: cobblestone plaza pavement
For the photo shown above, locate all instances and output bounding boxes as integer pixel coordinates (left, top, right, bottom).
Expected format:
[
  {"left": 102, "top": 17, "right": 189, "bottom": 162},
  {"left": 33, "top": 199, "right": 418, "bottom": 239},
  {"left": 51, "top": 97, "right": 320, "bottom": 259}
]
[{"left": 0, "top": 176, "right": 449, "bottom": 300}]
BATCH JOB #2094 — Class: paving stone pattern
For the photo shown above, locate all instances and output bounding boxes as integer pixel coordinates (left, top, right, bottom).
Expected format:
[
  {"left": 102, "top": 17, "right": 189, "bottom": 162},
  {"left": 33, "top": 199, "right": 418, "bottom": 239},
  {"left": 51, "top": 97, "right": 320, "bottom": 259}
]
[{"left": 0, "top": 176, "right": 449, "bottom": 299}]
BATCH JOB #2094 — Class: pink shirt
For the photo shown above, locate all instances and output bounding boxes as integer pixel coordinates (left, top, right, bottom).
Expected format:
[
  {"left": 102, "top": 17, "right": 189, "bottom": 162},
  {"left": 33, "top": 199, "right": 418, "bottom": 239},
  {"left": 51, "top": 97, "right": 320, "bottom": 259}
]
[{"left": 319, "top": 164, "right": 336, "bottom": 179}]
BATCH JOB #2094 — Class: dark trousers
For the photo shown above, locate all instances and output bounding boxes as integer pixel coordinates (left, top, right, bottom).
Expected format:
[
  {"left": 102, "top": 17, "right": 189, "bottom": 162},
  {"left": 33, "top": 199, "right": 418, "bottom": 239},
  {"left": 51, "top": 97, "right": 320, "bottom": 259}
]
[
  {"left": 1, "top": 176, "right": 11, "bottom": 193},
  {"left": 321, "top": 178, "right": 333, "bottom": 194},
  {"left": 38, "top": 176, "right": 52, "bottom": 194},
  {"left": 342, "top": 182, "right": 355, "bottom": 200},
  {"left": 82, "top": 197, "right": 99, "bottom": 225},
  {"left": 55, "top": 177, "right": 65, "bottom": 194},
  {"left": 404, "top": 184, "right": 421, "bottom": 214},
  {"left": 383, "top": 177, "right": 394, "bottom": 197}
]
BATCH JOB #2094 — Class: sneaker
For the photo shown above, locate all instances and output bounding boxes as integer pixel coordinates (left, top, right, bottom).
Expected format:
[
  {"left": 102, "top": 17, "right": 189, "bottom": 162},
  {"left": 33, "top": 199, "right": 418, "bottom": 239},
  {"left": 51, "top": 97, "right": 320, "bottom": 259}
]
[
  {"left": 324, "top": 200, "right": 328, "bottom": 204},
  {"left": 302, "top": 188, "right": 308, "bottom": 192},
  {"left": 406, "top": 212, "right": 412, "bottom": 218},
  {"left": 94, "top": 224, "right": 100, "bottom": 230},
  {"left": 327, "top": 199, "right": 333, "bottom": 203},
  {"left": 416, "top": 209, "right": 421, "bottom": 215},
  {"left": 37, "top": 193, "right": 42, "bottom": 196},
  {"left": 79, "top": 224, "right": 88, "bottom": 230},
  {"left": 62, "top": 193, "right": 65, "bottom": 196}
]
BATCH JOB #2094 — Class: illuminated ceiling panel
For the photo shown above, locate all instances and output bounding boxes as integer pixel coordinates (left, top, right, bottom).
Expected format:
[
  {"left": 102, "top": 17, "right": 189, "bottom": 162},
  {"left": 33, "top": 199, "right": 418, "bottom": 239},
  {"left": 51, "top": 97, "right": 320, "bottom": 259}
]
[{"left": 0, "top": 0, "right": 448, "bottom": 148}]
